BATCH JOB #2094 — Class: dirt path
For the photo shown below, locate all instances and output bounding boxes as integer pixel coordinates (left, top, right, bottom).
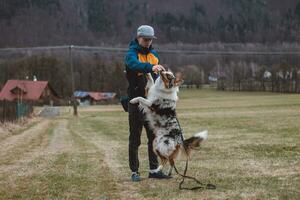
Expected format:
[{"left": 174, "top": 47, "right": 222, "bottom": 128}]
[
  {"left": 74, "top": 128, "right": 147, "bottom": 200},
  {"left": 47, "top": 119, "right": 74, "bottom": 154},
  {"left": 0, "top": 117, "right": 147, "bottom": 199},
  {"left": 0, "top": 119, "right": 73, "bottom": 177},
  {"left": 0, "top": 119, "right": 50, "bottom": 158}
]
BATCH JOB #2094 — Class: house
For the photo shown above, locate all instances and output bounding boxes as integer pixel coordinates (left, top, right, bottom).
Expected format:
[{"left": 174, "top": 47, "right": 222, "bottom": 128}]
[
  {"left": 0, "top": 80, "right": 59, "bottom": 105},
  {"left": 74, "top": 91, "right": 116, "bottom": 105}
]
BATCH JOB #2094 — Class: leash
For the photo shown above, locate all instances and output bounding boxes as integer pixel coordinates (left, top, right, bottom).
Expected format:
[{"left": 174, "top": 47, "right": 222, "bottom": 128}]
[
  {"left": 173, "top": 158, "right": 216, "bottom": 190},
  {"left": 174, "top": 116, "right": 216, "bottom": 190}
]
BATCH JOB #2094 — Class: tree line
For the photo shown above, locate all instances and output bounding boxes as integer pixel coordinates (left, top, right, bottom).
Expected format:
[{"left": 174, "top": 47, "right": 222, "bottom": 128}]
[
  {"left": 1, "top": 48, "right": 299, "bottom": 100},
  {"left": 0, "top": 53, "right": 128, "bottom": 99},
  {"left": 1, "top": 0, "right": 300, "bottom": 47}
]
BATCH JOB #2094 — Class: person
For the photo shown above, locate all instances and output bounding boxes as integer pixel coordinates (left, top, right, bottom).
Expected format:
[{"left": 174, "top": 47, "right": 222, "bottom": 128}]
[{"left": 124, "top": 25, "right": 170, "bottom": 182}]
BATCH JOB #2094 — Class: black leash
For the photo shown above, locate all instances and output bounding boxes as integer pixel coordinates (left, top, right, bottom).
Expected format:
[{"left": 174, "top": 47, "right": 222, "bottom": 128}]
[
  {"left": 174, "top": 116, "right": 216, "bottom": 190},
  {"left": 173, "top": 158, "right": 216, "bottom": 190}
]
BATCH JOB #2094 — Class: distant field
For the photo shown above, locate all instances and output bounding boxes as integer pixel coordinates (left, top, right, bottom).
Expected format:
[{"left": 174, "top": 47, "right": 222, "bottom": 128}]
[{"left": 0, "top": 89, "right": 299, "bottom": 200}]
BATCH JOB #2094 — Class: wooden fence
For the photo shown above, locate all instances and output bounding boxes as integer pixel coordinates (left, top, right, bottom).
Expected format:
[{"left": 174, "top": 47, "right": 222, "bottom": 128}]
[{"left": 0, "top": 100, "right": 33, "bottom": 122}]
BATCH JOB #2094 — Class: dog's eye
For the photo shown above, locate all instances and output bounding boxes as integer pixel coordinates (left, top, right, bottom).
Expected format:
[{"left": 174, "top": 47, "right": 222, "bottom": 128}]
[{"left": 167, "top": 74, "right": 174, "bottom": 79}]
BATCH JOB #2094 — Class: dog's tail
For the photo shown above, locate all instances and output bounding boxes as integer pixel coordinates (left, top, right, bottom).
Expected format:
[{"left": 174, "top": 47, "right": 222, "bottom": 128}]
[{"left": 181, "top": 130, "right": 208, "bottom": 158}]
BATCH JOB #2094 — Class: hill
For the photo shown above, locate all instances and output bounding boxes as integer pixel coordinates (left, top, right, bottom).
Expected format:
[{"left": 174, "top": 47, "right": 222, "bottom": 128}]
[{"left": 1, "top": 0, "right": 300, "bottom": 47}]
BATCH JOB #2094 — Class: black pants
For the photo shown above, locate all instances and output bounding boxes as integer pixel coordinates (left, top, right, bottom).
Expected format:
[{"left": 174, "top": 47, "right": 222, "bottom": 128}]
[{"left": 128, "top": 103, "right": 158, "bottom": 172}]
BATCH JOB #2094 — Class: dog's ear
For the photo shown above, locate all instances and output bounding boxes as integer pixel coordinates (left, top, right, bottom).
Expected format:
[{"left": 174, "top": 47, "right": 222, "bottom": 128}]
[
  {"left": 174, "top": 79, "right": 184, "bottom": 87},
  {"left": 162, "top": 65, "right": 169, "bottom": 71},
  {"left": 174, "top": 72, "right": 184, "bottom": 87}
]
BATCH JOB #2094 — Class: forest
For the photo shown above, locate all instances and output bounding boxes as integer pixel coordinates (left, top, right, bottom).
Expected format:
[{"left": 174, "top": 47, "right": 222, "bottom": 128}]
[
  {"left": 1, "top": 0, "right": 300, "bottom": 47},
  {"left": 0, "top": 0, "right": 300, "bottom": 96}
]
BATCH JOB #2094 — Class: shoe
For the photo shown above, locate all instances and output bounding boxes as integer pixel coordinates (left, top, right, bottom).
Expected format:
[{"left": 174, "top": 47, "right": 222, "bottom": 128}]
[
  {"left": 148, "top": 170, "right": 172, "bottom": 179},
  {"left": 131, "top": 172, "right": 141, "bottom": 182}
]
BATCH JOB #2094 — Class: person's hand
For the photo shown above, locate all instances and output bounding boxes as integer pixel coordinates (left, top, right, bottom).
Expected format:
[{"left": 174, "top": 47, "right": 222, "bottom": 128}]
[{"left": 152, "top": 65, "right": 165, "bottom": 73}]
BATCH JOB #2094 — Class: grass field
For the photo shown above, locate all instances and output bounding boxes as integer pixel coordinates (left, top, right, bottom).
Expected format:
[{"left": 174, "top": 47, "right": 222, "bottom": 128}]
[{"left": 0, "top": 89, "right": 299, "bottom": 200}]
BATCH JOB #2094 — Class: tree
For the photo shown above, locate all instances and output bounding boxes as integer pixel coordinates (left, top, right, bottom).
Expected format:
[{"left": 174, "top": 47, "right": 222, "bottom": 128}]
[{"left": 183, "top": 65, "right": 203, "bottom": 89}]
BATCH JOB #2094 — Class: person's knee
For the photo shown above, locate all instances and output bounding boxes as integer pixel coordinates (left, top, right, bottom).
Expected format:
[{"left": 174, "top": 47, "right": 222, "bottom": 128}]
[{"left": 129, "top": 140, "right": 141, "bottom": 149}]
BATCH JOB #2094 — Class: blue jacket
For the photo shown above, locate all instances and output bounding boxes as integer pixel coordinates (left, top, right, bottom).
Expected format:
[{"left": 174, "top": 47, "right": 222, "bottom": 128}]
[
  {"left": 124, "top": 39, "right": 160, "bottom": 99},
  {"left": 125, "top": 39, "right": 160, "bottom": 73}
]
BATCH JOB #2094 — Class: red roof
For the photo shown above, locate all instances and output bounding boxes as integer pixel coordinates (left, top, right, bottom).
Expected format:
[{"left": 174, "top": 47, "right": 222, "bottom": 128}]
[
  {"left": 74, "top": 91, "right": 116, "bottom": 101},
  {"left": 88, "top": 92, "right": 104, "bottom": 101},
  {"left": 0, "top": 80, "right": 51, "bottom": 101}
]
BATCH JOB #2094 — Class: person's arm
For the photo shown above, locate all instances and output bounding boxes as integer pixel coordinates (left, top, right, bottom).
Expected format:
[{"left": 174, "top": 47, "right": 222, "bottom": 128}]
[{"left": 125, "top": 49, "right": 153, "bottom": 73}]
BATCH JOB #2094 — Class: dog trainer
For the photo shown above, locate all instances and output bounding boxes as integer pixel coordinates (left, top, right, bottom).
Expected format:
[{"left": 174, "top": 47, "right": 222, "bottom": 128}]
[{"left": 124, "top": 25, "right": 170, "bottom": 181}]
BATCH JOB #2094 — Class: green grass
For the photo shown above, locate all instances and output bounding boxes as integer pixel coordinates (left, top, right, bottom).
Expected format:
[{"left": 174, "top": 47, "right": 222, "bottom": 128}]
[
  {"left": 1, "top": 89, "right": 300, "bottom": 199},
  {"left": 78, "top": 90, "right": 300, "bottom": 199},
  {"left": 71, "top": 89, "right": 300, "bottom": 199}
]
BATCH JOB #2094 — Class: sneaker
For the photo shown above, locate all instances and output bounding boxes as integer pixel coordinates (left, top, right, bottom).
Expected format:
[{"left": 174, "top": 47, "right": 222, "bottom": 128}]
[
  {"left": 131, "top": 172, "right": 141, "bottom": 182},
  {"left": 148, "top": 170, "right": 172, "bottom": 179}
]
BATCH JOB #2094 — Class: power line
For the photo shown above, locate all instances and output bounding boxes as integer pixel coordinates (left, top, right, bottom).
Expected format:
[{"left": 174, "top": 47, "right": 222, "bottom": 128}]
[{"left": 0, "top": 45, "right": 300, "bottom": 55}]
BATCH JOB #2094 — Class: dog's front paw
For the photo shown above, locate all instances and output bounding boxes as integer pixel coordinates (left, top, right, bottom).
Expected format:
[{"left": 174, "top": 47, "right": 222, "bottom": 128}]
[{"left": 130, "top": 98, "right": 139, "bottom": 104}]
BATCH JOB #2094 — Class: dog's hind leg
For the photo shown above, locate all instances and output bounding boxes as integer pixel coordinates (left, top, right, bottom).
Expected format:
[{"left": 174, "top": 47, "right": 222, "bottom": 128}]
[
  {"left": 156, "top": 164, "right": 163, "bottom": 172},
  {"left": 155, "top": 150, "right": 168, "bottom": 172},
  {"left": 168, "top": 145, "right": 180, "bottom": 176},
  {"left": 168, "top": 159, "right": 175, "bottom": 176}
]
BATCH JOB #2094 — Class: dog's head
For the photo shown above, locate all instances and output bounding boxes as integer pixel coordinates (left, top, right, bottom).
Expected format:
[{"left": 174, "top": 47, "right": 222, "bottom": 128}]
[{"left": 159, "top": 70, "right": 184, "bottom": 89}]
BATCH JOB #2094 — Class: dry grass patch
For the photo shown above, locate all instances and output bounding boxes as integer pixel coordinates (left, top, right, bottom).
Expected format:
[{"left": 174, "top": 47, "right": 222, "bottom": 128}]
[
  {"left": 79, "top": 89, "right": 300, "bottom": 199},
  {"left": 0, "top": 89, "right": 299, "bottom": 199}
]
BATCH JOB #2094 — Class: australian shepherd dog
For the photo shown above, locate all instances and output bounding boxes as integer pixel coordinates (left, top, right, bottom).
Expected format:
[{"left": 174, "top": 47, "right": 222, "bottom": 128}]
[{"left": 130, "top": 70, "right": 208, "bottom": 176}]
